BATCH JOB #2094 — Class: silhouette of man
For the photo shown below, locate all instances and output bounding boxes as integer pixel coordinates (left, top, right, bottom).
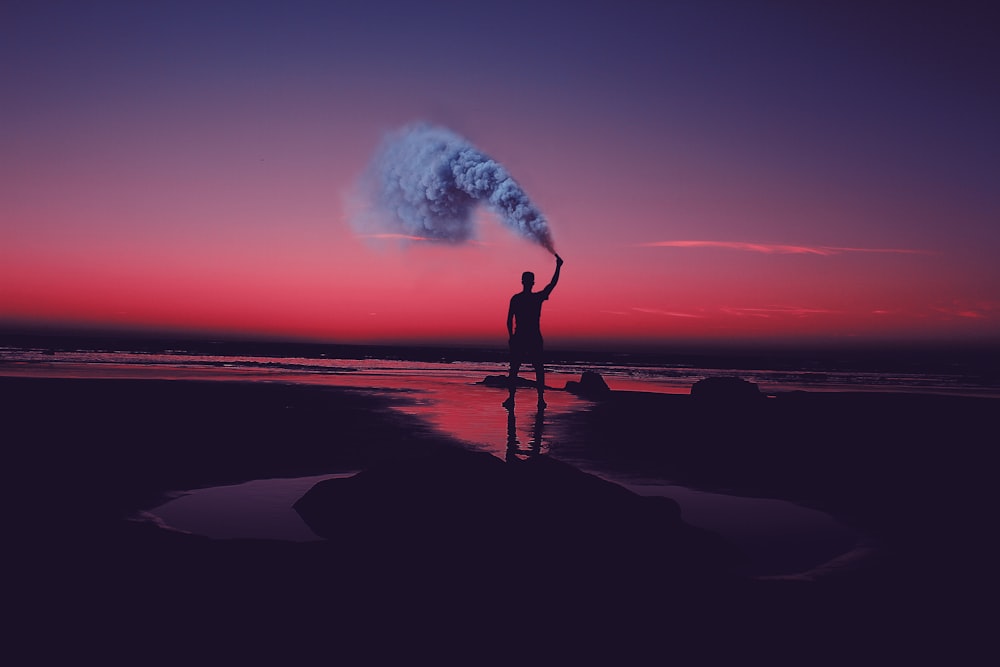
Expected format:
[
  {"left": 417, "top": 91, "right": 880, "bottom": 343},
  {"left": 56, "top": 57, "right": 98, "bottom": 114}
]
[{"left": 504, "top": 254, "right": 563, "bottom": 409}]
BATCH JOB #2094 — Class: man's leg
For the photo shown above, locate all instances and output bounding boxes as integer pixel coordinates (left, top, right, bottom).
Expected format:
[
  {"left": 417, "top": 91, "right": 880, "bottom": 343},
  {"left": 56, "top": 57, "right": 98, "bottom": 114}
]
[
  {"left": 504, "top": 359, "right": 520, "bottom": 408},
  {"left": 534, "top": 360, "right": 545, "bottom": 408}
]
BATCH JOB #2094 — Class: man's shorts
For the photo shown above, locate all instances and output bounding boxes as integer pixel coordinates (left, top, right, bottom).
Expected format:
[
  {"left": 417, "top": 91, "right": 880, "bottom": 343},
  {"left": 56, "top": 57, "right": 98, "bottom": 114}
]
[{"left": 510, "top": 333, "right": 544, "bottom": 366}]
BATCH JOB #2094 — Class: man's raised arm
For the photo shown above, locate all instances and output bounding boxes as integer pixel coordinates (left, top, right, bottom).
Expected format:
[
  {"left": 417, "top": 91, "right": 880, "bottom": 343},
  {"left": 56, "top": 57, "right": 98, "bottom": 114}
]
[{"left": 541, "top": 254, "right": 564, "bottom": 297}]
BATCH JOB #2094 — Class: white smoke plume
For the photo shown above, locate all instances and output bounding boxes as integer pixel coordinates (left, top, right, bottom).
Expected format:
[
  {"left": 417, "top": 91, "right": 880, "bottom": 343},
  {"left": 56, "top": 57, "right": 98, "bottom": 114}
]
[{"left": 352, "top": 123, "right": 555, "bottom": 254}]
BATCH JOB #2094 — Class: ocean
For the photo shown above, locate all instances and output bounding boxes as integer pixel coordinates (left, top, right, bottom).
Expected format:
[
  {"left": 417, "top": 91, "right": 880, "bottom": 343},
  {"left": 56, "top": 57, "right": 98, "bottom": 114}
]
[{"left": 2, "top": 334, "right": 998, "bottom": 398}]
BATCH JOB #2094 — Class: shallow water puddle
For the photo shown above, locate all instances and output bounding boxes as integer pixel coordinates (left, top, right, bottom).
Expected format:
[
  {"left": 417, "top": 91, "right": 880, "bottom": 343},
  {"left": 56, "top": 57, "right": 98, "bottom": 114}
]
[
  {"left": 609, "top": 476, "right": 858, "bottom": 577},
  {"left": 146, "top": 473, "right": 353, "bottom": 542},
  {"left": 145, "top": 470, "right": 857, "bottom": 577}
]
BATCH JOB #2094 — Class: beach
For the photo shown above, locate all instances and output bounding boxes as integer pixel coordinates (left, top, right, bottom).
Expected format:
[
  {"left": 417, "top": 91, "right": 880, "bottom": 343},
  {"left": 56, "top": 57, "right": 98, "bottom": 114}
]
[{"left": 4, "top": 371, "right": 995, "bottom": 664}]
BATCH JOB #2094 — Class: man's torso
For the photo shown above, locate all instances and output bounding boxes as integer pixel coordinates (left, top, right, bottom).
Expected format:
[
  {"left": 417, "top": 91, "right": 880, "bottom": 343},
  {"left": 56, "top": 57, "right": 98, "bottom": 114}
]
[{"left": 510, "top": 291, "right": 548, "bottom": 337}]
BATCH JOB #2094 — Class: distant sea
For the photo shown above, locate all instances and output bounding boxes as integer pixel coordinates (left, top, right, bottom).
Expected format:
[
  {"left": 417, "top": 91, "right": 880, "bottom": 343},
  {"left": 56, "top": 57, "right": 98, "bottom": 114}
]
[{"left": 2, "top": 332, "right": 998, "bottom": 398}]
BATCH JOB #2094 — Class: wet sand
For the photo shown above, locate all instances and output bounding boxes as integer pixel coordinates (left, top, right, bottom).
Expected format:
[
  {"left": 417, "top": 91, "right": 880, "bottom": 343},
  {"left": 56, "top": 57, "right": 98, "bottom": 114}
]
[{"left": 4, "top": 375, "right": 994, "bottom": 664}]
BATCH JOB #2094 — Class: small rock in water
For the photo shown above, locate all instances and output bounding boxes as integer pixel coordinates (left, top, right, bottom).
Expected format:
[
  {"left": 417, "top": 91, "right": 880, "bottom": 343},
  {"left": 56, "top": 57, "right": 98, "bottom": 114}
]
[
  {"left": 565, "top": 370, "right": 612, "bottom": 398},
  {"left": 690, "top": 376, "right": 763, "bottom": 402}
]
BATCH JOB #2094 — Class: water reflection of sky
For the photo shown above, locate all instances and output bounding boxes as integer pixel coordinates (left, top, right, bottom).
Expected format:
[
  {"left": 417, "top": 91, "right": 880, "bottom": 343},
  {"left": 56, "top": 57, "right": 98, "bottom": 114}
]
[
  {"left": 148, "top": 474, "right": 348, "bottom": 542},
  {"left": 382, "top": 371, "right": 591, "bottom": 458}
]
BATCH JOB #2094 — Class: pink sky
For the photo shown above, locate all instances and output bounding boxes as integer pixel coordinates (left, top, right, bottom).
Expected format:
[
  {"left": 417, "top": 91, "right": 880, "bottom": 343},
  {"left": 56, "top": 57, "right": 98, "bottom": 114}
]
[{"left": 3, "top": 2, "right": 998, "bottom": 347}]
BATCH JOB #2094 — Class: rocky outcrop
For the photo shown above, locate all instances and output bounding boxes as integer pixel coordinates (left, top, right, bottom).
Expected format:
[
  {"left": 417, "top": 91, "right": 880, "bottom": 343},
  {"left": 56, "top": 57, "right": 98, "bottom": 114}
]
[
  {"left": 293, "top": 449, "right": 745, "bottom": 584},
  {"left": 690, "top": 376, "right": 764, "bottom": 402},
  {"left": 565, "top": 370, "right": 612, "bottom": 398},
  {"left": 479, "top": 374, "right": 541, "bottom": 388}
]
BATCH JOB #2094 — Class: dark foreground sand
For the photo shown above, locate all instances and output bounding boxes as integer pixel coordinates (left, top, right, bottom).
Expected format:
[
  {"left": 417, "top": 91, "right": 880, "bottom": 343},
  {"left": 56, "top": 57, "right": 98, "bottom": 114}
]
[{"left": 4, "top": 375, "right": 995, "bottom": 664}]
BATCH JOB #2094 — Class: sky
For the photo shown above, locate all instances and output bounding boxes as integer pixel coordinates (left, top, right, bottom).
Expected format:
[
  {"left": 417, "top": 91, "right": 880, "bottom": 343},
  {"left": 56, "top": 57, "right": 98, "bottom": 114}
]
[{"left": 3, "top": 1, "right": 998, "bottom": 349}]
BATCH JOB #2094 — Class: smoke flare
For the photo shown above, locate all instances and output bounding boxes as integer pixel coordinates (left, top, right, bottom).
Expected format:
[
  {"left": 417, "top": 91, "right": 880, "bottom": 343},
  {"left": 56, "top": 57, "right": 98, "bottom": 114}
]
[{"left": 352, "top": 123, "right": 555, "bottom": 253}]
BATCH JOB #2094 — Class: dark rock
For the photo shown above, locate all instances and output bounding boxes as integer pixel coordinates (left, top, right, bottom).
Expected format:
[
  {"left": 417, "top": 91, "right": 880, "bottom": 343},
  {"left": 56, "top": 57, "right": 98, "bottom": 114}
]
[
  {"left": 293, "top": 449, "right": 745, "bottom": 584},
  {"left": 565, "top": 370, "right": 612, "bottom": 398},
  {"left": 480, "top": 374, "right": 539, "bottom": 388},
  {"left": 690, "top": 376, "right": 763, "bottom": 401}
]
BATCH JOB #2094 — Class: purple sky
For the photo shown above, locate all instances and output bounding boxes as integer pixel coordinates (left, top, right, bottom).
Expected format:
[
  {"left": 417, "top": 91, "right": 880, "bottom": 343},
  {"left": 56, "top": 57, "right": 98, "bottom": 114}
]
[{"left": 3, "top": 1, "right": 998, "bottom": 346}]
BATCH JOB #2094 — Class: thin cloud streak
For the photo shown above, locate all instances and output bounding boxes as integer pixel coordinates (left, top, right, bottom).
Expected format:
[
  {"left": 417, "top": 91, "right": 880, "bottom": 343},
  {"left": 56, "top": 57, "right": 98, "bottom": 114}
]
[
  {"left": 631, "top": 307, "right": 704, "bottom": 318},
  {"left": 611, "top": 307, "right": 834, "bottom": 319},
  {"left": 720, "top": 306, "right": 837, "bottom": 318},
  {"left": 642, "top": 240, "right": 931, "bottom": 256},
  {"left": 619, "top": 306, "right": 835, "bottom": 319},
  {"left": 934, "top": 300, "right": 1000, "bottom": 320}
]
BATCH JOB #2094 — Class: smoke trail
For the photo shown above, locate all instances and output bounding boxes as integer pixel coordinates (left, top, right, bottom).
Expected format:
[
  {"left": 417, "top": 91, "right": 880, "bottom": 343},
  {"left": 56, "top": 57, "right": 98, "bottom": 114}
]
[{"left": 352, "top": 123, "right": 555, "bottom": 253}]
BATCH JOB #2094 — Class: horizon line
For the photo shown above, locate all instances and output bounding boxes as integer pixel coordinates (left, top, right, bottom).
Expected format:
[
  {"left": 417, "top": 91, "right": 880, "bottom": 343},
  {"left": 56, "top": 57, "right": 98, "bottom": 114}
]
[
  {"left": 640, "top": 240, "right": 932, "bottom": 256},
  {"left": 3, "top": 325, "right": 997, "bottom": 352}
]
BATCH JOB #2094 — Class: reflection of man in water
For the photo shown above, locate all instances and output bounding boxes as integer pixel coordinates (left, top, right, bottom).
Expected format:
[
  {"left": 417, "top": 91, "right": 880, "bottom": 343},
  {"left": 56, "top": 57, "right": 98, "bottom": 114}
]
[
  {"left": 506, "top": 404, "right": 546, "bottom": 462},
  {"left": 503, "top": 254, "right": 563, "bottom": 409}
]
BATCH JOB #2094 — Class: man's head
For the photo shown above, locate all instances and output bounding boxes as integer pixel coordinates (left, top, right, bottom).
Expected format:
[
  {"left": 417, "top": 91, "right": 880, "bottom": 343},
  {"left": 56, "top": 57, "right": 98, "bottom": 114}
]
[{"left": 521, "top": 271, "right": 535, "bottom": 288}]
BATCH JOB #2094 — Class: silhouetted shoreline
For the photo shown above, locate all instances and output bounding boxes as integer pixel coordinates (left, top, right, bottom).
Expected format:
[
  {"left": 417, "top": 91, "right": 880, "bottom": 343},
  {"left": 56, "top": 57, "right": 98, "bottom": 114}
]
[
  {"left": 4, "top": 329, "right": 999, "bottom": 374},
  {"left": 4, "top": 373, "right": 995, "bottom": 663},
  {"left": 4, "top": 331, "right": 999, "bottom": 399}
]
